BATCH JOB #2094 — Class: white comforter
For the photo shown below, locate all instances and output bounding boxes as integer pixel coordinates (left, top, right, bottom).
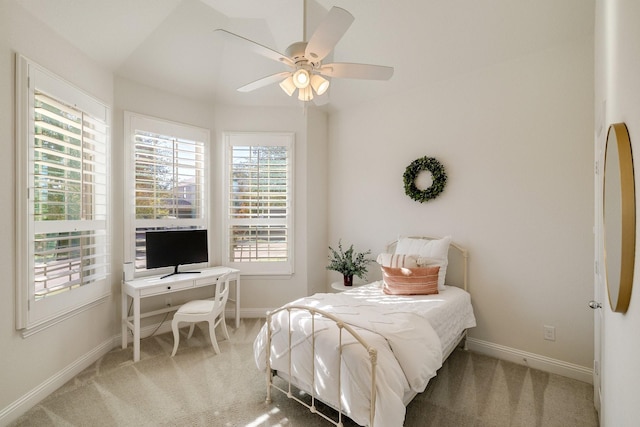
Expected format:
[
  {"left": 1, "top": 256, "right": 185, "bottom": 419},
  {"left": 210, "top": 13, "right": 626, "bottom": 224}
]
[{"left": 253, "top": 282, "right": 476, "bottom": 426}]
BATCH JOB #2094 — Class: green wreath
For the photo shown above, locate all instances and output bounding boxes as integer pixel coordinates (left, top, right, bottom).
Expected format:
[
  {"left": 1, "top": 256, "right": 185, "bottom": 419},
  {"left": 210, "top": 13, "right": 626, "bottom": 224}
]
[{"left": 403, "top": 157, "right": 447, "bottom": 203}]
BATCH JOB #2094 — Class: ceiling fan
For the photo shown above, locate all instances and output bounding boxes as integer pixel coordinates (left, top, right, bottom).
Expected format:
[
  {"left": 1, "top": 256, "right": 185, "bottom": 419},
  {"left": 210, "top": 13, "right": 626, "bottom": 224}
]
[{"left": 215, "top": 6, "right": 394, "bottom": 104}]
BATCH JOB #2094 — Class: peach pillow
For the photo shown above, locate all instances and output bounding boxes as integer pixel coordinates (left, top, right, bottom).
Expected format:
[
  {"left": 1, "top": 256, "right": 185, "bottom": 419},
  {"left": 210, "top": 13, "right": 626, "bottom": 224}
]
[
  {"left": 395, "top": 236, "right": 451, "bottom": 290},
  {"left": 381, "top": 265, "right": 440, "bottom": 295}
]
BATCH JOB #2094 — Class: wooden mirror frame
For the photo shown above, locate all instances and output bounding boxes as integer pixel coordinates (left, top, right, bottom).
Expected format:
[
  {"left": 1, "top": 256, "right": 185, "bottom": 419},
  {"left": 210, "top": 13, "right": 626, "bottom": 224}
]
[{"left": 603, "top": 122, "right": 636, "bottom": 313}]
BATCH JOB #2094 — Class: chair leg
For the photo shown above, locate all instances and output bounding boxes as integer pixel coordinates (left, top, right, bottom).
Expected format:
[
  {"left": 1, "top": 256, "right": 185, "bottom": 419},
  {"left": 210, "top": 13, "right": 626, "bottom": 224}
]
[
  {"left": 220, "top": 317, "right": 230, "bottom": 341},
  {"left": 187, "top": 323, "right": 196, "bottom": 339},
  {"left": 170, "top": 319, "right": 180, "bottom": 357},
  {"left": 208, "top": 321, "right": 221, "bottom": 355}
]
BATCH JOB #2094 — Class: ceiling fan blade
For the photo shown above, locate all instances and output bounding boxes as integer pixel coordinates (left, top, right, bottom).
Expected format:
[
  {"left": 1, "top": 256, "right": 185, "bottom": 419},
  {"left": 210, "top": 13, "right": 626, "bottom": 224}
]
[
  {"left": 319, "top": 63, "right": 394, "bottom": 80},
  {"left": 305, "top": 7, "right": 354, "bottom": 62},
  {"left": 215, "top": 29, "right": 295, "bottom": 68},
  {"left": 237, "top": 71, "right": 292, "bottom": 93}
]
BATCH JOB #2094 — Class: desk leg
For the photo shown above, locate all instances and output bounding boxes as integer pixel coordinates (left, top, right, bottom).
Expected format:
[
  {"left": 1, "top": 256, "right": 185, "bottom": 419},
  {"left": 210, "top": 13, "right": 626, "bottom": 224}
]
[
  {"left": 133, "top": 296, "right": 141, "bottom": 362},
  {"left": 235, "top": 274, "right": 241, "bottom": 328},
  {"left": 121, "top": 289, "right": 127, "bottom": 349}
]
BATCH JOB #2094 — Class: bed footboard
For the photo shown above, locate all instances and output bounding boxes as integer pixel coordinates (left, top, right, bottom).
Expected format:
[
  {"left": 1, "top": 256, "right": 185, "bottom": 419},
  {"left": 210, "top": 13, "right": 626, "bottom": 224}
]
[{"left": 265, "top": 305, "right": 378, "bottom": 427}]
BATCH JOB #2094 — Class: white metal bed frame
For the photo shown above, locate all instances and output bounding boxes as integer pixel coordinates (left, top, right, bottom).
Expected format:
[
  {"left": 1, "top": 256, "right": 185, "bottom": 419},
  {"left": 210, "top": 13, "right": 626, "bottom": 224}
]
[
  {"left": 265, "top": 305, "right": 379, "bottom": 426},
  {"left": 264, "top": 237, "right": 469, "bottom": 427}
]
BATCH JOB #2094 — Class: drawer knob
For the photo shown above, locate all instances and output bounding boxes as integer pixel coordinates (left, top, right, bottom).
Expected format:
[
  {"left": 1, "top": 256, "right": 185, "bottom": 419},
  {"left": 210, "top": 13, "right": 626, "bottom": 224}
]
[{"left": 167, "top": 286, "right": 171, "bottom": 290}]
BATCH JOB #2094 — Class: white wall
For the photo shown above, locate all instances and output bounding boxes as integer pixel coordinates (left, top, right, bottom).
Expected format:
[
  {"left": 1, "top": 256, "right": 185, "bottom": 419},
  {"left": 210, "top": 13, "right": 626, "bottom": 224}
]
[
  {"left": 0, "top": 1, "right": 116, "bottom": 418},
  {"left": 327, "top": 32, "right": 595, "bottom": 368},
  {"left": 305, "top": 108, "right": 329, "bottom": 295},
  {"left": 595, "top": 1, "right": 640, "bottom": 425}
]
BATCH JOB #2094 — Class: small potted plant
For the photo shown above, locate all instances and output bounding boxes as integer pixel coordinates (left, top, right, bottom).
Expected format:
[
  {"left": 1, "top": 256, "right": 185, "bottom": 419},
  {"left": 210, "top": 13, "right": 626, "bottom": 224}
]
[{"left": 326, "top": 240, "right": 373, "bottom": 286}]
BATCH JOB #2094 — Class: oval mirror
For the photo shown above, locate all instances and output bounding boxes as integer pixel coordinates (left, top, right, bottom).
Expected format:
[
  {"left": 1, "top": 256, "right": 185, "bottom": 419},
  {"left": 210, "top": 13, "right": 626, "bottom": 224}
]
[{"left": 603, "top": 122, "right": 636, "bottom": 313}]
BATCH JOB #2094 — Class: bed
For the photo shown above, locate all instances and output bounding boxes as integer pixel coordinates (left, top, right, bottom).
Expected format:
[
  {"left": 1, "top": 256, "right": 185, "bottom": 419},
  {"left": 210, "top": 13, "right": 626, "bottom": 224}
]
[{"left": 253, "top": 236, "right": 476, "bottom": 426}]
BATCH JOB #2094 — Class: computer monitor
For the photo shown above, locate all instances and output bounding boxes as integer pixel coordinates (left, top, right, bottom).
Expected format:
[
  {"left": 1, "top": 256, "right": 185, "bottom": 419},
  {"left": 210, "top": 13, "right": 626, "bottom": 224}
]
[{"left": 145, "top": 229, "right": 208, "bottom": 278}]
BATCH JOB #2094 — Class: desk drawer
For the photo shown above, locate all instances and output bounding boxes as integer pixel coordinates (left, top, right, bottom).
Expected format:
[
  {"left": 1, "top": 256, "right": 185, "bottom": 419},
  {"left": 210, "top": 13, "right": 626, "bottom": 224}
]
[
  {"left": 195, "top": 276, "right": 218, "bottom": 287},
  {"left": 139, "top": 280, "right": 193, "bottom": 296}
]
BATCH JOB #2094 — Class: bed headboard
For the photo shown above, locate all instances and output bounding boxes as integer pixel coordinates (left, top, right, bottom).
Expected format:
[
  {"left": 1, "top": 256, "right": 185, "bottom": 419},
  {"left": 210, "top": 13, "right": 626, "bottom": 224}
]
[{"left": 386, "top": 236, "right": 468, "bottom": 291}]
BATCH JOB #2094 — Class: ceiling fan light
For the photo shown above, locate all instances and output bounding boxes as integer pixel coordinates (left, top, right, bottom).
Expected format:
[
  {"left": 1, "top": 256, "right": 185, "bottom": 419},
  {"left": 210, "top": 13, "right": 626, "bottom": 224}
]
[
  {"left": 310, "top": 74, "right": 330, "bottom": 95},
  {"left": 293, "top": 69, "right": 310, "bottom": 89},
  {"left": 297, "top": 86, "right": 314, "bottom": 101},
  {"left": 279, "top": 76, "right": 296, "bottom": 96}
]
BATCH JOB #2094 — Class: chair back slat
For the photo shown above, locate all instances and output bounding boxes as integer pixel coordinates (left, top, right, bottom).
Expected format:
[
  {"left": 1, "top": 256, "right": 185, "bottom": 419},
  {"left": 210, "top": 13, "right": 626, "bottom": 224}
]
[{"left": 214, "top": 272, "right": 231, "bottom": 309}]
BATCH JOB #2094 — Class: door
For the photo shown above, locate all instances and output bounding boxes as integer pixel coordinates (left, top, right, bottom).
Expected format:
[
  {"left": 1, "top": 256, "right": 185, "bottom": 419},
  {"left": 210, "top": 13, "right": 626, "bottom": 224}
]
[
  {"left": 592, "top": 103, "right": 606, "bottom": 416},
  {"left": 592, "top": 254, "right": 604, "bottom": 414}
]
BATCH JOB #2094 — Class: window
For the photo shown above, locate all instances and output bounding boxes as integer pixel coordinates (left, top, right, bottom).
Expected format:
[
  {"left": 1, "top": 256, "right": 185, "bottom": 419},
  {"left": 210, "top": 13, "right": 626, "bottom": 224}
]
[
  {"left": 223, "top": 132, "right": 294, "bottom": 275},
  {"left": 124, "top": 112, "right": 209, "bottom": 273},
  {"left": 16, "top": 56, "right": 111, "bottom": 332}
]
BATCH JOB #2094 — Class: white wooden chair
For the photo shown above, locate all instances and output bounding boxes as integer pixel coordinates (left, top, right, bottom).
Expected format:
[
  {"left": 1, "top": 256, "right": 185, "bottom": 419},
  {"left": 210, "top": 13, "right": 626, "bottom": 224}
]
[{"left": 171, "top": 272, "right": 231, "bottom": 356}]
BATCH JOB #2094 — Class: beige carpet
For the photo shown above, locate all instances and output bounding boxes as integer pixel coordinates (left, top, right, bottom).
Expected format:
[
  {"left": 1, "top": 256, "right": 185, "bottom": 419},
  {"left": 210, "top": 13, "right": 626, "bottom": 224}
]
[{"left": 10, "top": 318, "right": 599, "bottom": 426}]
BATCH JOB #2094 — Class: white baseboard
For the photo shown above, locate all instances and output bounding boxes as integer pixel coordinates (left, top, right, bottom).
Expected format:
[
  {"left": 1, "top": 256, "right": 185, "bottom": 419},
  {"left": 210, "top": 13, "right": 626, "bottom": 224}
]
[
  {"left": 466, "top": 337, "right": 593, "bottom": 384},
  {"left": 238, "top": 308, "right": 270, "bottom": 318},
  {"left": 121, "top": 308, "right": 269, "bottom": 342},
  {"left": 0, "top": 337, "right": 116, "bottom": 426}
]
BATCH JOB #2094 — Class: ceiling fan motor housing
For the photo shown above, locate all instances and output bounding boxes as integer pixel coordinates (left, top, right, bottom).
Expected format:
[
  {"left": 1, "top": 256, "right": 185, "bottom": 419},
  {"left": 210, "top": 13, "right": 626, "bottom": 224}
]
[
  {"left": 285, "top": 42, "right": 320, "bottom": 71},
  {"left": 286, "top": 42, "right": 308, "bottom": 61}
]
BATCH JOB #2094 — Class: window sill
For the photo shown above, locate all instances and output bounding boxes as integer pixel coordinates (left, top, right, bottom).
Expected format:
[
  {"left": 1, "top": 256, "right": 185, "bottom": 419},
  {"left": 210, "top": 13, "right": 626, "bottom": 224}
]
[{"left": 20, "top": 294, "right": 110, "bottom": 338}]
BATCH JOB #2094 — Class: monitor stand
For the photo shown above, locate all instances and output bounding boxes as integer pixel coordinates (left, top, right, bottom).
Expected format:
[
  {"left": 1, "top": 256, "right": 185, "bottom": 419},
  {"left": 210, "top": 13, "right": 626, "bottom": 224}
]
[{"left": 160, "top": 264, "right": 202, "bottom": 279}]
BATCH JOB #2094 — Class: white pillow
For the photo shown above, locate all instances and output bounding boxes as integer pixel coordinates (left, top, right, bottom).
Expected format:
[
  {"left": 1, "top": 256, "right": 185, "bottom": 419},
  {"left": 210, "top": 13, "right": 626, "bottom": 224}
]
[
  {"left": 376, "top": 253, "right": 419, "bottom": 268},
  {"left": 416, "top": 257, "right": 446, "bottom": 288},
  {"left": 395, "top": 236, "right": 451, "bottom": 290}
]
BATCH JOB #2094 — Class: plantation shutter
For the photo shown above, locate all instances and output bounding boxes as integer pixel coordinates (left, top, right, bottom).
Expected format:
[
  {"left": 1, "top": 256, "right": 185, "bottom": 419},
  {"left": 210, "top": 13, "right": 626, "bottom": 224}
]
[
  {"left": 225, "top": 133, "right": 293, "bottom": 275},
  {"left": 134, "top": 131, "right": 204, "bottom": 221},
  {"left": 32, "top": 91, "right": 108, "bottom": 298}
]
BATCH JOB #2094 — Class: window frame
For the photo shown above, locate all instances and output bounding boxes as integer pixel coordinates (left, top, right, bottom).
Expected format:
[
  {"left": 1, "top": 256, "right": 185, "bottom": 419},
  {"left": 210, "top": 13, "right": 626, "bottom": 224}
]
[
  {"left": 123, "top": 112, "right": 210, "bottom": 277},
  {"left": 222, "top": 132, "right": 294, "bottom": 276},
  {"left": 15, "top": 55, "right": 111, "bottom": 334}
]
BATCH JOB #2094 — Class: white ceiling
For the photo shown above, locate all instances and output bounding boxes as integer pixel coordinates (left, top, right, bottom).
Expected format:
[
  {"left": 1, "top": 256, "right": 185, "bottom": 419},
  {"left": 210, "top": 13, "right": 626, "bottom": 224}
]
[{"left": 15, "top": 0, "right": 594, "bottom": 111}]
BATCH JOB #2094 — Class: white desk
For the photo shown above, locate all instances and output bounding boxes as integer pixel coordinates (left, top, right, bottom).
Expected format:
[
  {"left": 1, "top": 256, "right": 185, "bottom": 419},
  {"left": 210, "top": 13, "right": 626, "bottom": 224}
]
[{"left": 121, "top": 266, "right": 240, "bottom": 362}]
